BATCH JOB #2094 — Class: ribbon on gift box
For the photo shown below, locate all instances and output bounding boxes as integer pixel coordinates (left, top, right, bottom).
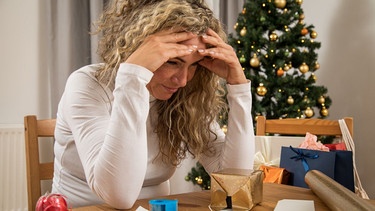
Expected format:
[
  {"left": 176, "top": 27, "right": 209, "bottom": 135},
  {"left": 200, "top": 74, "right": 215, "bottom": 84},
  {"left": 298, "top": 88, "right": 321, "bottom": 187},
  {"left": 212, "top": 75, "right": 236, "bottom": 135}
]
[
  {"left": 253, "top": 151, "right": 280, "bottom": 170},
  {"left": 289, "top": 146, "right": 319, "bottom": 172}
]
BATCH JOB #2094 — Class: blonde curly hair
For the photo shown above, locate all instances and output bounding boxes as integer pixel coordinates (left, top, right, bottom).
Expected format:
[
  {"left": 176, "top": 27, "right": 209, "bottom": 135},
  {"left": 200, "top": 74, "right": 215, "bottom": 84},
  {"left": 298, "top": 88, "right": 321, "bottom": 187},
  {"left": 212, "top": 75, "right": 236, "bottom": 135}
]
[{"left": 95, "top": 0, "right": 228, "bottom": 166}]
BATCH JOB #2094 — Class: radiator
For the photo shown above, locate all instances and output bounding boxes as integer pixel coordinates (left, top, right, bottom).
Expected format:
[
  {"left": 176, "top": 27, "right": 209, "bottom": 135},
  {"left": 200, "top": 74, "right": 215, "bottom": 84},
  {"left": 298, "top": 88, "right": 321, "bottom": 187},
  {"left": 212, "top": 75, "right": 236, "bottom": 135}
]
[{"left": 0, "top": 124, "right": 28, "bottom": 211}]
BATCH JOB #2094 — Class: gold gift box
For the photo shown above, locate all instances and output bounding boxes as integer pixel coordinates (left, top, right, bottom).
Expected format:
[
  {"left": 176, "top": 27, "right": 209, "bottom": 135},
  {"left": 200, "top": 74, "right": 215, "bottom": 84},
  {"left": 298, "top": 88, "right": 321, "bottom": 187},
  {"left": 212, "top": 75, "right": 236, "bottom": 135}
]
[{"left": 210, "top": 168, "right": 263, "bottom": 210}]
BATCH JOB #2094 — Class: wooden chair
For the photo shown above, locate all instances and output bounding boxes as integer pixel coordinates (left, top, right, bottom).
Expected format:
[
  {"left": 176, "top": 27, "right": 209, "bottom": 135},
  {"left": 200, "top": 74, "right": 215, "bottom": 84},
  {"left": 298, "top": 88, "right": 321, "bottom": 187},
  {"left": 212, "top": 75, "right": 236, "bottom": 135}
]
[
  {"left": 256, "top": 116, "right": 353, "bottom": 137},
  {"left": 24, "top": 115, "right": 56, "bottom": 211}
]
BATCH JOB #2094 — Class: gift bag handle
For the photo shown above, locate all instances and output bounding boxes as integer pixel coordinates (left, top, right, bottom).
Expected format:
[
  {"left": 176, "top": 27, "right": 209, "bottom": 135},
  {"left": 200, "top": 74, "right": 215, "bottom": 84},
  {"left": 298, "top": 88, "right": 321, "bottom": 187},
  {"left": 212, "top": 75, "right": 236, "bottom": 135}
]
[{"left": 339, "top": 119, "right": 369, "bottom": 199}]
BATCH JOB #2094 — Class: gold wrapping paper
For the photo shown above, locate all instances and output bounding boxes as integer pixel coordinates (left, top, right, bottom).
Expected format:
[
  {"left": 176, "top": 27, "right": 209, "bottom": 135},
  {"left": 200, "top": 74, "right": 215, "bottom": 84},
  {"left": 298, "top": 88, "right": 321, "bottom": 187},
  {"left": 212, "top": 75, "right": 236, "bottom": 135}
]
[
  {"left": 210, "top": 168, "right": 263, "bottom": 210},
  {"left": 259, "top": 165, "right": 290, "bottom": 184},
  {"left": 305, "top": 170, "right": 375, "bottom": 211}
]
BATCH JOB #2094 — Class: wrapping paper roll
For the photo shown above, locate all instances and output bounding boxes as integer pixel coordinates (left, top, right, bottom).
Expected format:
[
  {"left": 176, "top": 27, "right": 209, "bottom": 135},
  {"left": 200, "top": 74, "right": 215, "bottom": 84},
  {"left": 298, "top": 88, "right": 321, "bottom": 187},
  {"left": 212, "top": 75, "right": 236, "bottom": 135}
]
[{"left": 305, "top": 170, "right": 375, "bottom": 211}]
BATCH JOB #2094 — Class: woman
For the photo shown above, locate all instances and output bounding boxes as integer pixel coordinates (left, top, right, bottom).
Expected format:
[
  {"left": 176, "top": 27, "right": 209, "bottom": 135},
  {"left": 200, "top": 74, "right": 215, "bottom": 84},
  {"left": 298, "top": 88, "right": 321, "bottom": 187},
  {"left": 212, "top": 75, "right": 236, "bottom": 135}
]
[{"left": 52, "top": 0, "right": 254, "bottom": 209}]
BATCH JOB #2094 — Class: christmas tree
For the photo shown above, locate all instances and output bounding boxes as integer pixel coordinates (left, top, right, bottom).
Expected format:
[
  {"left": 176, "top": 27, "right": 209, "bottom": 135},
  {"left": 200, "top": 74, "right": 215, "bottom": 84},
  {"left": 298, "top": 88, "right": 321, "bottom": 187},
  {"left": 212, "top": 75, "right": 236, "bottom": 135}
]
[
  {"left": 186, "top": 0, "right": 332, "bottom": 189},
  {"left": 232, "top": 0, "right": 331, "bottom": 120}
]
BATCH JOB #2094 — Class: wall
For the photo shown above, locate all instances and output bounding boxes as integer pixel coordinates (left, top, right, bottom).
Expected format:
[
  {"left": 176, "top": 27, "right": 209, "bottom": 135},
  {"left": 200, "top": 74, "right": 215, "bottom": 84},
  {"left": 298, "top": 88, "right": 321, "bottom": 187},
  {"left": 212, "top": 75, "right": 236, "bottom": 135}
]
[
  {"left": 303, "top": 0, "right": 375, "bottom": 198},
  {"left": 1, "top": 0, "right": 374, "bottom": 200},
  {"left": 0, "top": 0, "right": 50, "bottom": 121}
]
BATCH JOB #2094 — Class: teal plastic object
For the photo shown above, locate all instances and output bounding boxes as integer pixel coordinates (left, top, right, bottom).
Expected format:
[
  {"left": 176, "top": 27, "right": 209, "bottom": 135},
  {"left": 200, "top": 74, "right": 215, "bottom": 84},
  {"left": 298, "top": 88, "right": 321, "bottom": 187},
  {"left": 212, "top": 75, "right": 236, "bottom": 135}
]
[{"left": 149, "top": 199, "right": 178, "bottom": 211}]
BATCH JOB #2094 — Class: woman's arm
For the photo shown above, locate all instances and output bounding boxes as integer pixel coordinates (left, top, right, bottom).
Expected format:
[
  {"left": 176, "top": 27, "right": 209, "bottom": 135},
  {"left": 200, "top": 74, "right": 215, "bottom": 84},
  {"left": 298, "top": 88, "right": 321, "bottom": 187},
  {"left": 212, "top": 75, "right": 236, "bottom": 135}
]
[
  {"left": 61, "top": 63, "right": 153, "bottom": 209},
  {"left": 199, "top": 81, "right": 255, "bottom": 174}
]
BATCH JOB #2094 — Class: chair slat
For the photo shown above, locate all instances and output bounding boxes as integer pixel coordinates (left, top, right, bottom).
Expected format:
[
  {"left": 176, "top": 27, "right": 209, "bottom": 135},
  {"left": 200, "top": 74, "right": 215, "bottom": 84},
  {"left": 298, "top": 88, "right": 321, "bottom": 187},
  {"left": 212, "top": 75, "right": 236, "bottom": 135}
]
[
  {"left": 24, "top": 115, "right": 56, "bottom": 211},
  {"left": 256, "top": 116, "right": 353, "bottom": 137}
]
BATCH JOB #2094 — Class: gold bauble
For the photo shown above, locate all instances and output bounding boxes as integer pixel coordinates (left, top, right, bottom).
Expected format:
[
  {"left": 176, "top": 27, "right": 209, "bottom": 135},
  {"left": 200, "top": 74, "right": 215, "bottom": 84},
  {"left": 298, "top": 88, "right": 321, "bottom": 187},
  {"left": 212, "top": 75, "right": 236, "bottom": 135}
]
[
  {"left": 318, "top": 96, "right": 325, "bottom": 104},
  {"left": 299, "top": 14, "right": 305, "bottom": 20},
  {"left": 320, "top": 107, "right": 329, "bottom": 117},
  {"left": 277, "top": 68, "right": 284, "bottom": 77},
  {"left": 314, "top": 62, "right": 320, "bottom": 70},
  {"left": 296, "top": 0, "right": 303, "bottom": 5},
  {"left": 305, "top": 107, "right": 314, "bottom": 118},
  {"left": 283, "top": 64, "right": 290, "bottom": 71},
  {"left": 242, "top": 8, "right": 246, "bottom": 14},
  {"left": 256, "top": 83, "right": 267, "bottom": 96},
  {"left": 287, "top": 96, "right": 294, "bottom": 105},
  {"left": 196, "top": 176, "right": 203, "bottom": 185},
  {"left": 250, "top": 54, "right": 260, "bottom": 68},
  {"left": 299, "top": 62, "right": 309, "bottom": 73},
  {"left": 274, "top": 0, "right": 287, "bottom": 8},
  {"left": 310, "top": 30, "right": 318, "bottom": 39},
  {"left": 269, "top": 32, "right": 278, "bottom": 41},
  {"left": 240, "top": 27, "right": 247, "bottom": 37}
]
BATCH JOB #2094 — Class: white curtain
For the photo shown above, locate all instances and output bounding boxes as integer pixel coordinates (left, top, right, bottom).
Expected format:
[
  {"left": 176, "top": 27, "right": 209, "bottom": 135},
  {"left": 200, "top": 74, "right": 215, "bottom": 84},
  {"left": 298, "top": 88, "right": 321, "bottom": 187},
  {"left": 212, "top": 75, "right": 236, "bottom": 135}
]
[
  {"left": 46, "top": 0, "right": 105, "bottom": 116},
  {"left": 206, "top": 0, "right": 245, "bottom": 34},
  {"left": 219, "top": 0, "right": 245, "bottom": 35}
]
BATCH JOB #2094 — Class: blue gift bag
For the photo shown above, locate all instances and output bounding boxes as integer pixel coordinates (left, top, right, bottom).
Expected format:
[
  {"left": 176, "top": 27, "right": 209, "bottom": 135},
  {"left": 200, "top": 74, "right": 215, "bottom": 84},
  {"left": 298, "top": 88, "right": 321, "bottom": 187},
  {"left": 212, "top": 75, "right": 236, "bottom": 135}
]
[{"left": 280, "top": 146, "right": 354, "bottom": 191}]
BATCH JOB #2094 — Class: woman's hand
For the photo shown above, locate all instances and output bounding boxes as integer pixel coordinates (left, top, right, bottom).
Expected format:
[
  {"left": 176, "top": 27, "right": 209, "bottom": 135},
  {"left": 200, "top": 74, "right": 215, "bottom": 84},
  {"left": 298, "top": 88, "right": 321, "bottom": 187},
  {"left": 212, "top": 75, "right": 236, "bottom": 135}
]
[
  {"left": 125, "top": 30, "right": 198, "bottom": 72},
  {"left": 198, "top": 29, "right": 248, "bottom": 85}
]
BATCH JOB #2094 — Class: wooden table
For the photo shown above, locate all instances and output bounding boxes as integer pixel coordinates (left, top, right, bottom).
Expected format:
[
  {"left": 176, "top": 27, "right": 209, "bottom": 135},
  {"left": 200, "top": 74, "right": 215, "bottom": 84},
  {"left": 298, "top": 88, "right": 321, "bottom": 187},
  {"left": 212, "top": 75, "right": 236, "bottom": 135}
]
[{"left": 73, "top": 183, "right": 375, "bottom": 211}]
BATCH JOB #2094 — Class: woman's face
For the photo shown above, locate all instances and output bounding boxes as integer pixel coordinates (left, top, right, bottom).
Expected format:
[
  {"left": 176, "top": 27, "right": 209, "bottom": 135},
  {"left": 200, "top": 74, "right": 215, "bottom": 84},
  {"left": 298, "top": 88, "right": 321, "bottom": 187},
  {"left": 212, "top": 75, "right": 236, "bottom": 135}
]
[{"left": 147, "top": 36, "right": 206, "bottom": 100}]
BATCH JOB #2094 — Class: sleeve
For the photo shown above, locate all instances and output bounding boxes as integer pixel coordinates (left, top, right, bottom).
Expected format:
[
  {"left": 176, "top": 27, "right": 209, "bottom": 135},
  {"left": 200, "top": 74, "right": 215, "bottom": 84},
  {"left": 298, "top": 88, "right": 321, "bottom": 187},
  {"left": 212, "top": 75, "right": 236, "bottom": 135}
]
[
  {"left": 61, "top": 63, "right": 154, "bottom": 209},
  {"left": 199, "top": 81, "right": 255, "bottom": 174}
]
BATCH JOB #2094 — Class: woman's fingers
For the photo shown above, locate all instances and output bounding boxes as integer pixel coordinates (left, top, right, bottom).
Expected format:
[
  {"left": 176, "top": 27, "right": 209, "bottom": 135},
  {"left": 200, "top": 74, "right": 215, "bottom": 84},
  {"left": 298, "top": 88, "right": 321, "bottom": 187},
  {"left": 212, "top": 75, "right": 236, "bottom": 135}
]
[
  {"left": 125, "top": 30, "right": 198, "bottom": 72},
  {"left": 154, "top": 29, "right": 197, "bottom": 43},
  {"left": 198, "top": 29, "right": 247, "bottom": 84}
]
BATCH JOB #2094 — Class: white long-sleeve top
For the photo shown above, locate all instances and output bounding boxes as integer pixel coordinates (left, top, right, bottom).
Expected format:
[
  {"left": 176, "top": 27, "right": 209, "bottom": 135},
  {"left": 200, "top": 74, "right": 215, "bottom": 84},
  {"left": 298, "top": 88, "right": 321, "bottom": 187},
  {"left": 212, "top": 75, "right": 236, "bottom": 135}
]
[{"left": 52, "top": 63, "right": 254, "bottom": 209}]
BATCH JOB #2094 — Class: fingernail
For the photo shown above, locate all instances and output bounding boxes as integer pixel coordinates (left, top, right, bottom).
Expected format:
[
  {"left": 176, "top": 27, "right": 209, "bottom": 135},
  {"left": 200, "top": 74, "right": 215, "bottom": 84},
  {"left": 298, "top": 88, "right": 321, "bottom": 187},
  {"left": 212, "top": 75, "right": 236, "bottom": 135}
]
[
  {"left": 209, "top": 51, "right": 215, "bottom": 55},
  {"left": 192, "top": 45, "right": 198, "bottom": 49},
  {"left": 198, "top": 49, "right": 205, "bottom": 53},
  {"left": 202, "top": 34, "right": 208, "bottom": 39}
]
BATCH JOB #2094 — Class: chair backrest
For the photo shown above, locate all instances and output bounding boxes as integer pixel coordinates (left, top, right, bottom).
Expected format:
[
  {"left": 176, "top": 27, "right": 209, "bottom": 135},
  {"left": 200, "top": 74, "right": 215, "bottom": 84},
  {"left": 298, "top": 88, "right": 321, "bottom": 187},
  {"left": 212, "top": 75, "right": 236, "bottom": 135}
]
[
  {"left": 256, "top": 116, "right": 353, "bottom": 137},
  {"left": 24, "top": 115, "right": 56, "bottom": 211}
]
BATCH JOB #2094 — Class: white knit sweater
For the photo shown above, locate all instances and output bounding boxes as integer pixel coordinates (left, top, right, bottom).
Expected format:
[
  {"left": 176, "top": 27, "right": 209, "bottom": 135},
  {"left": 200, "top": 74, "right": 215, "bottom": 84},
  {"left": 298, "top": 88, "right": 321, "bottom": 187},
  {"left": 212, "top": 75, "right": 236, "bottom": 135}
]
[{"left": 52, "top": 63, "right": 255, "bottom": 209}]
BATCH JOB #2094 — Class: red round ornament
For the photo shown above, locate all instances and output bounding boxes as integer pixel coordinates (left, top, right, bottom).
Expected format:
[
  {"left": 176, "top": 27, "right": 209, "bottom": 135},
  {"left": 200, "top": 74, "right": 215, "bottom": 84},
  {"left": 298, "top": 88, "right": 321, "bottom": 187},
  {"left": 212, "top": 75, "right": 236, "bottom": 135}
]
[{"left": 36, "top": 193, "right": 68, "bottom": 211}]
